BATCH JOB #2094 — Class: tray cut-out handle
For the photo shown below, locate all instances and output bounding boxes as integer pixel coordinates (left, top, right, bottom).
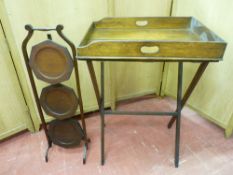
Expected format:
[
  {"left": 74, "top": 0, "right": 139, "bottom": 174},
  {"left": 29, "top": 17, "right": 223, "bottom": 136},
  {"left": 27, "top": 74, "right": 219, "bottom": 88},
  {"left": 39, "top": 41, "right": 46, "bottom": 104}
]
[
  {"left": 140, "top": 46, "right": 160, "bottom": 54},
  {"left": 136, "top": 20, "right": 148, "bottom": 26}
]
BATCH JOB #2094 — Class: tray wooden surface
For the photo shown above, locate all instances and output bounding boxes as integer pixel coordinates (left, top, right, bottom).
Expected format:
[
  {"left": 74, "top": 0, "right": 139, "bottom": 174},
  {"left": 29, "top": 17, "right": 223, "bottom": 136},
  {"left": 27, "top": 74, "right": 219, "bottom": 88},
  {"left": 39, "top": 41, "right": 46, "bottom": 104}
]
[{"left": 77, "top": 17, "right": 226, "bottom": 62}]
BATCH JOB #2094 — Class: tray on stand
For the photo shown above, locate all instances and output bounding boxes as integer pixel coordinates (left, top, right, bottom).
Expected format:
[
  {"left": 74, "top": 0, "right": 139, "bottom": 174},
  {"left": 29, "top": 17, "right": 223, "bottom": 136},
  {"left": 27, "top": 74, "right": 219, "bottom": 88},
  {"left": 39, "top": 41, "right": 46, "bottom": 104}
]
[{"left": 77, "top": 17, "right": 227, "bottom": 167}]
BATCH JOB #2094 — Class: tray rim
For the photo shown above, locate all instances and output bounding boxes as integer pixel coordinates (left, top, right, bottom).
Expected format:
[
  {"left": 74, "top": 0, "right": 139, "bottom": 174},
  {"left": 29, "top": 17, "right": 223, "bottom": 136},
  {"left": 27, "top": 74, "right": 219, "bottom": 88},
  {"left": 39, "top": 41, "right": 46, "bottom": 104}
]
[
  {"left": 76, "top": 56, "right": 220, "bottom": 62},
  {"left": 77, "top": 40, "right": 226, "bottom": 61}
]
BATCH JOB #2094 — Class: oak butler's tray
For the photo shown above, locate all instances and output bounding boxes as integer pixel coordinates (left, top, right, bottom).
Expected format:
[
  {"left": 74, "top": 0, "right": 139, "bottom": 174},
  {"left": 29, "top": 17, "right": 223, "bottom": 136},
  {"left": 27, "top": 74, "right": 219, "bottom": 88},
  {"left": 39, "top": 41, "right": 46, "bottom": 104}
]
[{"left": 77, "top": 17, "right": 226, "bottom": 62}]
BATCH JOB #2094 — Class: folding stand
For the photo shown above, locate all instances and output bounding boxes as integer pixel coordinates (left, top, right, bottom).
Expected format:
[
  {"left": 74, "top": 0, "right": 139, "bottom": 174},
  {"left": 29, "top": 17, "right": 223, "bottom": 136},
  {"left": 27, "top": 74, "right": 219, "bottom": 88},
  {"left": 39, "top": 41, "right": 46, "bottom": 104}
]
[
  {"left": 85, "top": 61, "right": 209, "bottom": 167},
  {"left": 22, "top": 25, "right": 89, "bottom": 163}
]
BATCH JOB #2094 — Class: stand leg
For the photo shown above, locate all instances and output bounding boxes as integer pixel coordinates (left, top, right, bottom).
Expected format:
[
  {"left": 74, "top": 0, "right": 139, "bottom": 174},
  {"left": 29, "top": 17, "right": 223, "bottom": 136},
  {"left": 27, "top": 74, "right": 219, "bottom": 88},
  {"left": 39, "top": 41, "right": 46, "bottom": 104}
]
[
  {"left": 168, "top": 62, "right": 209, "bottom": 129},
  {"left": 100, "top": 62, "right": 105, "bottom": 165},
  {"left": 175, "top": 62, "right": 183, "bottom": 168},
  {"left": 81, "top": 127, "right": 91, "bottom": 164},
  {"left": 45, "top": 139, "right": 52, "bottom": 162},
  {"left": 74, "top": 60, "right": 90, "bottom": 151},
  {"left": 83, "top": 142, "right": 88, "bottom": 164},
  {"left": 87, "top": 61, "right": 106, "bottom": 127}
]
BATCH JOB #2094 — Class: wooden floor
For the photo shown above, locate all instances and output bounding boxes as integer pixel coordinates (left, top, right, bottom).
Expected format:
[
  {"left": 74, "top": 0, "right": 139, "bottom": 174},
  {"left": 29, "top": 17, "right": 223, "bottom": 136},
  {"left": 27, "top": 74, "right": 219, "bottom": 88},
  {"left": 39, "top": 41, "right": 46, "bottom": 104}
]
[{"left": 1, "top": 96, "right": 233, "bottom": 175}]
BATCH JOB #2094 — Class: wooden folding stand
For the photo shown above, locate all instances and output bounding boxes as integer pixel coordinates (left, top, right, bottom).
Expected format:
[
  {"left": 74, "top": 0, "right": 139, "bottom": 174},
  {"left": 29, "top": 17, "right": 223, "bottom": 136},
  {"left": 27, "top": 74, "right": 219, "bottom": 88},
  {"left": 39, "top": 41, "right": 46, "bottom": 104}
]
[{"left": 22, "top": 25, "right": 89, "bottom": 163}]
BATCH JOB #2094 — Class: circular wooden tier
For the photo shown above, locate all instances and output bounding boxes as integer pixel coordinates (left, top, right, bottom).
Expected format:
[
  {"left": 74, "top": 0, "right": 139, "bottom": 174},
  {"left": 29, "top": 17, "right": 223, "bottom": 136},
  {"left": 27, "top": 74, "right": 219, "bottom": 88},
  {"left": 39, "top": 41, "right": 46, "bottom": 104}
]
[
  {"left": 40, "top": 84, "right": 78, "bottom": 120},
  {"left": 29, "top": 40, "right": 73, "bottom": 84},
  {"left": 48, "top": 118, "right": 84, "bottom": 148}
]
